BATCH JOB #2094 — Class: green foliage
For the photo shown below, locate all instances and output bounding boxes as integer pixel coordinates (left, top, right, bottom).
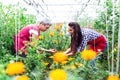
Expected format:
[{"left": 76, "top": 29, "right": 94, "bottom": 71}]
[
  {"left": 0, "top": 2, "right": 36, "bottom": 56},
  {"left": 94, "top": 0, "right": 120, "bottom": 74},
  {"left": 94, "top": 0, "right": 119, "bottom": 43},
  {"left": 64, "top": 53, "right": 109, "bottom": 80},
  {"left": 38, "top": 25, "right": 70, "bottom": 51},
  {"left": 0, "top": 1, "right": 120, "bottom": 80}
]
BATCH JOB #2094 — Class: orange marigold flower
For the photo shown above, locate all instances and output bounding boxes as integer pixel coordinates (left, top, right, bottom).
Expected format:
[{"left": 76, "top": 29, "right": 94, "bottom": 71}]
[
  {"left": 49, "top": 69, "right": 67, "bottom": 80},
  {"left": 53, "top": 52, "right": 68, "bottom": 63},
  {"left": 6, "top": 62, "right": 25, "bottom": 75},
  {"left": 15, "top": 75, "right": 29, "bottom": 80},
  {"left": 81, "top": 50, "right": 97, "bottom": 60},
  {"left": 107, "top": 75, "right": 120, "bottom": 80}
]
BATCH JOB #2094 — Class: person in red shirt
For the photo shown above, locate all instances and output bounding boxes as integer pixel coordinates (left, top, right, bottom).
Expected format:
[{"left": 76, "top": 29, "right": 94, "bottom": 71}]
[{"left": 14, "top": 18, "right": 56, "bottom": 57}]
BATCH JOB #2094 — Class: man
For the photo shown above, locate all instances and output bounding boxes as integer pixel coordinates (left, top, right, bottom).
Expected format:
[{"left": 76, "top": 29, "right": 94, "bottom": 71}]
[{"left": 14, "top": 18, "right": 56, "bottom": 57}]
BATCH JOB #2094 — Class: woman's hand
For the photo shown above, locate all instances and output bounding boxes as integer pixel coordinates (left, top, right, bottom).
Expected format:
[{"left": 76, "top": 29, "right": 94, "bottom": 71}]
[
  {"left": 36, "top": 50, "right": 40, "bottom": 54},
  {"left": 64, "top": 48, "right": 71, "bottom": 54},
  {"left": 23, "top": 41, "right": 29, "bottom": 44},
  {"left": 64, "top": 51, "right": 67, "bottom": 54},
  {"left": 67, "top": 52, "right": 74, "bottom": 56}
]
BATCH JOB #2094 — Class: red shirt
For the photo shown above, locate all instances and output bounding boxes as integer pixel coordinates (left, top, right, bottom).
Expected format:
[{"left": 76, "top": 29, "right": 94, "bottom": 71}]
[
  {"left": 14, "top": 24, "right": 40, "bottom": 53},
  {"left": 77, "top": 28, "right": 107, "bottom": 53}
]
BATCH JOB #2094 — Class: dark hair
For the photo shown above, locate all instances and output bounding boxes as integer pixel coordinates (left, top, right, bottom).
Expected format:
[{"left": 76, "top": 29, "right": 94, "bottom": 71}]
[{"left": 68, "top": 22, "right": 83, "bottom": 53}]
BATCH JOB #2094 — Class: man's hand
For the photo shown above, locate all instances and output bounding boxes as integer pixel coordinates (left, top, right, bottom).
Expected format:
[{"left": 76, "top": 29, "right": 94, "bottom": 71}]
[
  {"left": 23, "top": 41, "right": 29, "bottom": 44},
  {"left": 48, "top": 49, "right": 57, "bottom": 53},
  {"left": 36, "top": 50, "right": 40, "bottom": 54}
]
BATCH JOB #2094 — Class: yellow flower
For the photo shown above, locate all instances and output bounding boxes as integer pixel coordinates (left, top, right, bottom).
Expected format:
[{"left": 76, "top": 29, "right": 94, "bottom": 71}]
[
  {"left": 54, "top": 26, "right": 60, "bottom": 30},
  {"left": 111, "top": 47, "right": 117, "bottom": 53},
  {"left": 49, "top": 56, "right": 54, "bottom": 58},
  {"left": 53, "top": 40, "right": 59, "bottom": 44},
  {"left": 29, "top": 41, "right": 37, "bottom": 47},
  {"left": 69, "top": 65, "right": 76, "bottom": 70},
  {"left": 49, "top": 32, "right": 54, "bottom": 37},
  {"left": 61, "top": 61, "right": 68, "bottom": 65},
  {"left": 49, "top": 69, "right": 67, "bottom": 80},
  {"left": 107, "top": 75, "right": 120, "bottom": 80},
  {"left": 44, "top": 62, "right": 49, "bottom": 66},
  {"left": 59, "top": 33, "right": 64, "bottom": 37},
  {"left": 75, "top": 62, "right": 83, "bottom": 67},
  {"left": 15, "top": 75, "right": 29, "bottom": 80},
  {"left": 68, "top": 58, "right": 74, "bottom": 61},
  {"left": 54, "top": 61, "right": 58, "bottom": 64},
  {"left": 39, "top": 36, "right": 44, "bottom": 40},
  {"left": 6, "top": 62, "right": 25, "bottom": 75},
  {"left": 62, "top": 65, "right": 65, "bottom": 68},
  {"left": 53, "top": 52, "right": 68, "bottom": 63},
  {"left": 64, "top": 65, "right": 76, "bottom": 70},
  {"left": 81, "top": 50, "right": 97, "bottom": 60},
  {"left": 59, "top": 23, "right": 63, "bottom": 27}
]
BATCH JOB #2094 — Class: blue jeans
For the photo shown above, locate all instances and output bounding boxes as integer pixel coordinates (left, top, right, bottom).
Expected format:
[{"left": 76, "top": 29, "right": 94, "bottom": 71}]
[{"left": 91, "top": 42, "right": 108, "bottom": 66}]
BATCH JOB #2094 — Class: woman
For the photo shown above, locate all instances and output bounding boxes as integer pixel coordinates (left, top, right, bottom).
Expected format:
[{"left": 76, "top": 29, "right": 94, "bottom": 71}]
[{"left": 64, "top": 22, "right": 107, "bottom": 56}]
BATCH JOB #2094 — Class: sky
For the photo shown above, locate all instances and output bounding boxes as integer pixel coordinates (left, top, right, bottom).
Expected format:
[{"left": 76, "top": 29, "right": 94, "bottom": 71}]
[{"left": 0, "top": 0, "right": 105, "bottom": 23}]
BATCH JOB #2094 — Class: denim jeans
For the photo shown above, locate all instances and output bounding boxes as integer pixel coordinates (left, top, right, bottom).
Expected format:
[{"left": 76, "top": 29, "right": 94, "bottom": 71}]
[{"left": 91, "top": 42, "right": 108, "bottom": 66}]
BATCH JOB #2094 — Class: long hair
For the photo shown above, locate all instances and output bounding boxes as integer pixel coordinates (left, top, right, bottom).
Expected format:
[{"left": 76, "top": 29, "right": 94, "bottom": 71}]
[{"left": 68, "top": 22, "right": 83, "bottom": 53}]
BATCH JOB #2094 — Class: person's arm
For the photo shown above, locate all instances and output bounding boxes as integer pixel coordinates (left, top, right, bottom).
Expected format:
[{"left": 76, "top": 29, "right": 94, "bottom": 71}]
[
  {"left": 29, "top": 29, "right": 56, "bottom": 53},
  {"left": 64, "top": 48, "right": 71, "bottom": 54},
  {"left": 23, "top": 41, "right": 29, "bottom": 46},
  {"left": 36, "top": 48, "right": 56, "bottom": 54},
  {"left": 67, "top": 51, "right": 76, "bottom": 56},
  {"left": 40, "top": 48, "right": 56, "bottom": 53},
  {"left": 64, "top": 48, "right": 76, "bottom": 56}
]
